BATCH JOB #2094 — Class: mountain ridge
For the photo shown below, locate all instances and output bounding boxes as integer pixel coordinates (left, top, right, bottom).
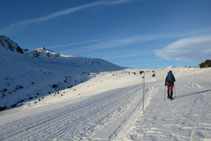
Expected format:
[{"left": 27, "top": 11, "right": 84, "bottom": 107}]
[{"left": 0, "top": 35, "right": 123, "bottom": 111}]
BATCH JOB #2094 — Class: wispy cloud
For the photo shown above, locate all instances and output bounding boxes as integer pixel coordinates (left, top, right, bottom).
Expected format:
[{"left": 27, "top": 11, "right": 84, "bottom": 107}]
[
  {"left": 47, "top": 39, "right": 105, "bottom": 49},
  {"left": 103, "top": 52, "right": 152, "bottom": 59},
  {"left": 59, "top": 32, "right": 193, "bottom": 55},
  {"left": 155, "top": 35, "right": 211, "bottom": 63},
  {"left": 105, "top": 0, "right": 133, "bottom": 5},
  {"left": 0, "top": 1, "right": 101, "bottom": 35},
  {"left": 0, "top": 0, "right": 133, "bottom": 35},
  {"left": 46, "top": 27, "right": 211, "bottom": 57}
]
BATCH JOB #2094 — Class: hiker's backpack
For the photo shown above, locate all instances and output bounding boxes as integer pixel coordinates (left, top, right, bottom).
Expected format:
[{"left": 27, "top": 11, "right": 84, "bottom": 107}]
[{"left": 167, "top": 72, "right": 174, "bottom": 82}]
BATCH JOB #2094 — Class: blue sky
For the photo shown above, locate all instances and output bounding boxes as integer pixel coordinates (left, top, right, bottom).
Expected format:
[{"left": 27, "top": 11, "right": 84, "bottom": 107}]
[{"left": 0, "top": 0, "right": 211, "bottom": 68}]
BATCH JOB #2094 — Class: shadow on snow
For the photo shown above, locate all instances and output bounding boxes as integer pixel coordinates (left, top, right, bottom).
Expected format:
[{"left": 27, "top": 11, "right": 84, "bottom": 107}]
[{"left": 175, "top": 89, "right": 211, "bottom": 100}]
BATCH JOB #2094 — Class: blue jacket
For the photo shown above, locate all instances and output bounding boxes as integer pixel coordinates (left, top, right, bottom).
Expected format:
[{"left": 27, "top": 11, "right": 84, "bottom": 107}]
[{"left": 165, "top": 71, "right": 176, "bottom": 86}]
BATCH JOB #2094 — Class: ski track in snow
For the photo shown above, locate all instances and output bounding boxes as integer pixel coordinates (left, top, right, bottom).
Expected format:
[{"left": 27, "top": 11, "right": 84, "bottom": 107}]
[
  {"left": 0, "top": 85, "right": 144, "bottom": 141},
  {"left": 0, "top": 68, "right": 211, "bottom": 140}
]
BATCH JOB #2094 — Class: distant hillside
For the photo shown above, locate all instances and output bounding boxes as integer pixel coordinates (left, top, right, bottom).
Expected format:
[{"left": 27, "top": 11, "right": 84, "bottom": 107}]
[{"left": 0, "top": 35, "right": 123, "bottom": 111}]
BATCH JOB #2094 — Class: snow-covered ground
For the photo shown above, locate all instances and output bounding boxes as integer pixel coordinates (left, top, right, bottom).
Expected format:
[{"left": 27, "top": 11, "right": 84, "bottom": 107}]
[
  {"left": 0, "top": 35, "right": 122, "bottom": 110},
  {"left": 115, "top": 67, "right": 211, "bottom": 141},
  {"left": 1, "top": 35, "right": 211, "bottom": 140},
  {"left": 0, "top": 67, "right": 211, "bottom": 140}
]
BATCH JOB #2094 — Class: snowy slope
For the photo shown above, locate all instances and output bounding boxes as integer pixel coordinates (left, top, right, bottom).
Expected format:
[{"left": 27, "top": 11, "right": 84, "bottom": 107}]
[
  {"left": 0, "top": 66, "right": 210, "bottom": 140},
  {"left": 115, "top": 67, "right": 211, "bottom": 141},
  {"left": 0, "top": 35, "right": 123, "bottom": 110}
]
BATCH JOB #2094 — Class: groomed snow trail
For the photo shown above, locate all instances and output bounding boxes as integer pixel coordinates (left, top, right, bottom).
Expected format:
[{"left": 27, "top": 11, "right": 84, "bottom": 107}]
[
  {"left": 115, "top": 68, "right": 211, "bottom": 140},
  {"left": 0, "top": 84, "right": 145, "bottom": 141},
  {"left": 1, "top": 68, "right": 211, "bottom": 141}
]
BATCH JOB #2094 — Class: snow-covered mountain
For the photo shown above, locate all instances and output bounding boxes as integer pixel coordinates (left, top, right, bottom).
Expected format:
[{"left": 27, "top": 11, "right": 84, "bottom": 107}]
[
  {"left": 26, "top": 47, "right": 61, "bottom": 58},
  {"left": 0, "top": 35, "right": 123, "bottom": 110},
  {"left": 0, "top": 35, "right": 211, "bottom": 140},
  {"left": 0, "top": 35, "right": 24, "bottom": 54}
]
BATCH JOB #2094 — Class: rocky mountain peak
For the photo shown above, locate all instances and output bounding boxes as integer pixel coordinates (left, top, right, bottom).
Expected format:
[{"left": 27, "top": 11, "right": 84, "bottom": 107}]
[{"left": 0, "top": 35, "right": 24, "bottom": 54}]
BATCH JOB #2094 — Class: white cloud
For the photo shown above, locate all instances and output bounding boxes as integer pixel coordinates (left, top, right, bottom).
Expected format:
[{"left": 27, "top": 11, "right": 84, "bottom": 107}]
[
  {"left": 155, "top": 35, "right": 211, "bottom": 63},
  {"left": 59, "top": 35, "right": 159, "bottom": 54},
  {"left": 103, "top": 52, "right": 152, "bottom": 59},
  {"left": 0, "top": 1, "right": 101, "bottom": 35},
  {"left": 59, "top": 32, "right": 191, "bottom": 54},
  {"left": 105, "top": 0, "right": 133, "bottom": 5},
  {"left": 47, "top": 39, "right": 103, "bottom": 49},
  {"left": 0, "top": 0, "right": 133, "bottom": 35}
]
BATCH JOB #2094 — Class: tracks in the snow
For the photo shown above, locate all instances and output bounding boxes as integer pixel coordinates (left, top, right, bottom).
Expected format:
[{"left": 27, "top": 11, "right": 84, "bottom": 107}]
[{"left": 0, "top": 85, "right": 142, "bottom": 140}]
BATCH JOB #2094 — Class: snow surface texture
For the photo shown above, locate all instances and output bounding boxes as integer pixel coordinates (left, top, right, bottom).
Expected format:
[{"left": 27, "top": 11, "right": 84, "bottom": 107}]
[
  {"left": 0, "top": 35, "right": 122, "bottom": 109},
  {"left": 0, "top": 66, "right": 211, "bottom": 140},
  {"left": 0, "top": 35, "right": 211, "bottom": 140},
  {"left": 114, "top": 68, "right": 211, "bottom": 141}
]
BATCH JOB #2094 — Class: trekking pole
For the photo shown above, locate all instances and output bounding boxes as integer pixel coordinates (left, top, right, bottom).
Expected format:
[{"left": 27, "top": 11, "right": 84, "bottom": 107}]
[
  {"left": 164, "top": 85, "right": 166, "bottom": 100},
  {"left": 174, "top": 84, "right": 176, "bottom": 98}
]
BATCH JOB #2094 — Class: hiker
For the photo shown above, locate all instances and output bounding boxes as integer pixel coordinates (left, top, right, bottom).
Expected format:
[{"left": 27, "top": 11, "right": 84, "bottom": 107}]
[{"left": 165, "top": 70, "right": 176, "bottom": 99}]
